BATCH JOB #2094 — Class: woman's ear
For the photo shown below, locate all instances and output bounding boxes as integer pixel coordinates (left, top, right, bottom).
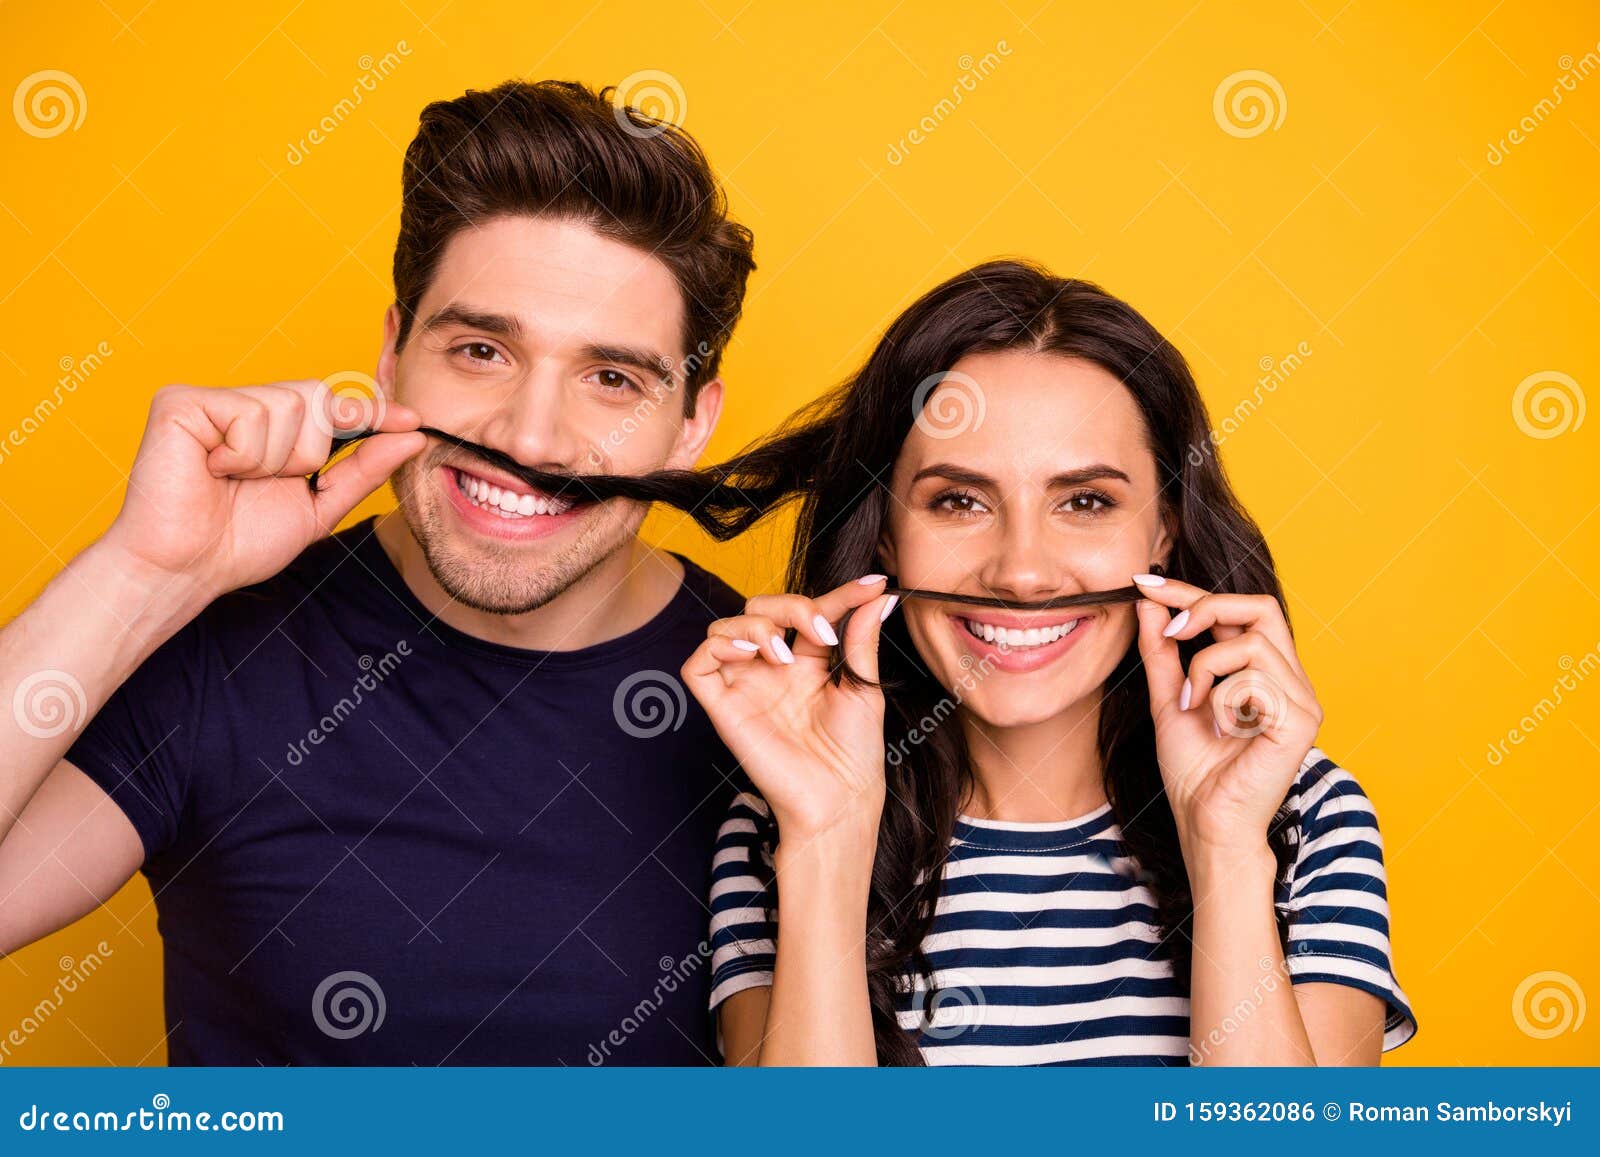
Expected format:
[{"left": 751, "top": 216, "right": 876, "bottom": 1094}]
[
  {"left": 1151, "top": 511, "right": 1178, "bottom": 573},
  {"left": 876, "top": 525, "right": 897, "bottom": 576}
]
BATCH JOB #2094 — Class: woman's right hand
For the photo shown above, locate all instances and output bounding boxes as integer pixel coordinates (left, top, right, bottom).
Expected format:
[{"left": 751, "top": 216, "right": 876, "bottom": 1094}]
[{"left": 681, "top": 575, "right": 899, "bottom": 849}]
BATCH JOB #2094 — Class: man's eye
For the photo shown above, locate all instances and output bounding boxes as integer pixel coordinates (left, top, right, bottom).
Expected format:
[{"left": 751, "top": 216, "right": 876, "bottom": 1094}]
[
  {"left": 592, "top": 369, "right": 639, "bottom": 392},
  {"left": 453, "top": 342, "right": 505, "bottom": 364}
]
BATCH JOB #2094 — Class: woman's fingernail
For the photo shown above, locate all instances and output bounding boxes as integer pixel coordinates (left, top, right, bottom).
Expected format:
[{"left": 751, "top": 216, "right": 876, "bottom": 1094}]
[
  {"left": 771, "top": 635, "right": 794, "bottom": 664},
  {"left": 879, "top": 594, "right": 899, "bottom": 622},
  {"left": 1162, "top": 609, "right": 1190, "bottom": 638},
  {"left": 1180, "top": 679, "right": 1192, "bottom": 711},
  {"left": 730, "top": 639, "right": 760, "bottom": 652},
  {"left": 858, "top": 574, "right": 887, "bottom": 585},
  {"left": 813, "top": 614, "right": 839, "bottom": 646},
  {"left": 1213, "top": 716, "right": 1224, "bottom": 739},
  {"left": 1132, "top": 573, "right": 1166, "bottom": 586}
]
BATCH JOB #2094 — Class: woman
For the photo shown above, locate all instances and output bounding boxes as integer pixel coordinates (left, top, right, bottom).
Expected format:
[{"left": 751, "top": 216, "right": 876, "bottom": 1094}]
[{"left": 673, "top": 260, "right": 1418, "bottom": 1066}]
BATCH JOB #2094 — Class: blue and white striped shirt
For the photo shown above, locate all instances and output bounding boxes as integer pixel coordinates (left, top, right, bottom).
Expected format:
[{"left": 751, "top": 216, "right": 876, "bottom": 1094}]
[{"left": 708, "top": 747, "right": 1417, "bottom": 1065}]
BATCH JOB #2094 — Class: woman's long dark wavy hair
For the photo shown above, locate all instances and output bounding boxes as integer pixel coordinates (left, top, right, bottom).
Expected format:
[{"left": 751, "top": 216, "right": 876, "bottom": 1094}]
[{"left": 418, "top": 259, "right": 1303, "bottom": 1063}]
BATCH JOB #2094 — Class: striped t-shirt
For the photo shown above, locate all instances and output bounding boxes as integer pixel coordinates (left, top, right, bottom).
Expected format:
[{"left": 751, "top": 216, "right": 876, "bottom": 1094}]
[{"left": 708, "top": 747, "right": 1417, "bottom": 1065}]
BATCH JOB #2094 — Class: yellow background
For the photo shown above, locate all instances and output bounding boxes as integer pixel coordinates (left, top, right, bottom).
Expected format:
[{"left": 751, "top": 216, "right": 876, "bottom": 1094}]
[{"left": 1, "top": 0, "right": 1596, "bottom": 1065}]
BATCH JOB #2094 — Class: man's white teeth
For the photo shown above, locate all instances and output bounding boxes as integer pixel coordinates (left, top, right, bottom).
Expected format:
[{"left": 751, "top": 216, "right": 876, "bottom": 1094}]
[
  {"left": 963, "top": 617, "right": 1081, "bottom": 648},
  {"left": 456, "top": 470, "right": 570, "bottom": 518}
]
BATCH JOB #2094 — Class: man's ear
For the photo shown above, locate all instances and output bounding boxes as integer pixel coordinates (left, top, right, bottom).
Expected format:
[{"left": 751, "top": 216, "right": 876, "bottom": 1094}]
[
  {"left": 376, "top": 304, "right": 402, "bottom": 402},
  {"left": 666, "top": 376, "right": 724, "bottom": 470}
]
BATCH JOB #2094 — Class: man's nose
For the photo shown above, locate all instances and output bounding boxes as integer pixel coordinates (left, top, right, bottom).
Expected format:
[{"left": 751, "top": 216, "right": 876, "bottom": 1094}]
[{"left": 475, "top": 372, "right": 584, "bottom": 468}]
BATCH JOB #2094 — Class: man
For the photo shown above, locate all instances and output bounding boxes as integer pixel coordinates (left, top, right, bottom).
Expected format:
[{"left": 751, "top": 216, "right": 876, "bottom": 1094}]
[{"left": 0, "top": 79, "right": 755, "bottom": 1064}]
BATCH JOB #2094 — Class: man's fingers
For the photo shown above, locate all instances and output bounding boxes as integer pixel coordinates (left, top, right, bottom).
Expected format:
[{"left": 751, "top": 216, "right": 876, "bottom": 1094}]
[{"left": 310, "top": 430, "right": 426, "bottom": 530}]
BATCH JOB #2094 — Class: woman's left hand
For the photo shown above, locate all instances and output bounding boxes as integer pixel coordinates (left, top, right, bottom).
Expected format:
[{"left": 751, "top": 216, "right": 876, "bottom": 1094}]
[{"left": 1132, "top": 575, "right": 1323, "bottom": 863}]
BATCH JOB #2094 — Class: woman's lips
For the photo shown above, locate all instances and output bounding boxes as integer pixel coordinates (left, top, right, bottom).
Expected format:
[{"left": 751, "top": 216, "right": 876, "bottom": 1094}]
[{"left": 946, "top": 610, "right": 1094, "bottom": 673}]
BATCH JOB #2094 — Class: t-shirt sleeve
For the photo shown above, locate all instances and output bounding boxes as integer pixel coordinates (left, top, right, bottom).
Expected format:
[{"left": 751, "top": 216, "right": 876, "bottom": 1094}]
[
  {"left": 62, "top": 614, "right": 210, "bottom": 864},
  {"left": 1282, "top": 750, "right": 1418, "bottom": 1052},
  {"left": 707, "top": 789, "right": 778, "bottom": 1017}
]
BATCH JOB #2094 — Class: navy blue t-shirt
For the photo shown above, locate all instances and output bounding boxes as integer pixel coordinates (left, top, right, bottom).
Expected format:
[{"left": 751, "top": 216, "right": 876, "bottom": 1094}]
[{"left": 66, "top": 518, "right": 745, "bottom": 1065}]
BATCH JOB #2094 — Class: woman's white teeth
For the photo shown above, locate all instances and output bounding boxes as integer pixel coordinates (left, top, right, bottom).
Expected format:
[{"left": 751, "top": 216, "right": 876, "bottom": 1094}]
[
  {"left": 457, "top": 470, "right": 569, "bottom": 518},
  {"left": 963, "top": 618, "right": 1080, "bottom": 648}
]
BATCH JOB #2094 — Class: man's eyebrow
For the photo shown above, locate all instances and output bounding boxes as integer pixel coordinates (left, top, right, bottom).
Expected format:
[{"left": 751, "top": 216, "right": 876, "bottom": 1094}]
[
  {"left": 581, "top": 343, "right": 677, "bottom": 386},
  {"left": 910, "top": 463, "right": 1133, "bottom": 488},
  {"left": 420, "top": 305, "right": 523, "bottom": 339}
]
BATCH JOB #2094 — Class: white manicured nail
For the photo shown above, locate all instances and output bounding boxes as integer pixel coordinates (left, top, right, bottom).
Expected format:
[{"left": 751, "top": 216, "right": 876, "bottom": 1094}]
[
  {"left": 1180, "top": 679, "right": 1192, "bottom": 710},
  {"left": 858, "top": 574, "right": 887, "bottom": 585},
  {"left": 879, "top": 594, "right": 899, "bottom": 622},
  {"left": 1162, "top": 609, "right": 1190, "bottom": 638},
  {"left": 813, "top": 614, "right": 839, "bottom": 646},
  {"left": 730, "top": 639, "right": 760, "bottom": 652},
  {"left": 1132, "top": 573, "right": 1166, "bottom": 586},
  {"left": 770, "top": 636, "right": 794, "bottom": 664}
]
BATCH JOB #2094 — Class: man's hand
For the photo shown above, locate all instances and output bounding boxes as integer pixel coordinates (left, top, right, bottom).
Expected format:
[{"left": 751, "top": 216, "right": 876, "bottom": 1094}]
[{"left": 101, "top": 380, "right": 426, "bottom": 601}]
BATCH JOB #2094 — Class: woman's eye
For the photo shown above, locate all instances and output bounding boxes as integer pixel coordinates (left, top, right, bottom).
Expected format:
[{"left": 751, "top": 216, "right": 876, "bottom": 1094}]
[
  {"left": 591, "top": 368, "right": 640, "bottom": 393},
  {"left": 1064, "top": 491, "right": 1114, "bottom": 514},
  {"left": 932, "top": 490, "right": 988, "bottom": 516}
]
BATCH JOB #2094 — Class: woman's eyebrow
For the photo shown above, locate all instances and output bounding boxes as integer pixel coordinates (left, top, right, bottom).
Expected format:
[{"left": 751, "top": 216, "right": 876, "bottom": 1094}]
[{"left": 910, "top": 463, "right": 1132, "bottom": 488}]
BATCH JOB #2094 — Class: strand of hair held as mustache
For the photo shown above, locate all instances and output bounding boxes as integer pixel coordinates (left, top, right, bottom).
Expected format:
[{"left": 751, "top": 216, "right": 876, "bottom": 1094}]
[{"left": 313, "top": 425, "right": 1144, "bottom": 612}]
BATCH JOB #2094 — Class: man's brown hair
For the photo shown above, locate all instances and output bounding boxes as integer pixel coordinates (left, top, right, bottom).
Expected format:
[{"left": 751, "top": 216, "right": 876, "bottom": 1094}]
[{"left": 392, "top": 79, "right": 756, "bottom": 407}]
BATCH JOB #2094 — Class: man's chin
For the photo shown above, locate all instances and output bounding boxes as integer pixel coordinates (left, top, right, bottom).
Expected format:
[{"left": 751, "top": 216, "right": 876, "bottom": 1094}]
[{"left": 401, "top": 493, "right": 634, "bottom": 617}]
